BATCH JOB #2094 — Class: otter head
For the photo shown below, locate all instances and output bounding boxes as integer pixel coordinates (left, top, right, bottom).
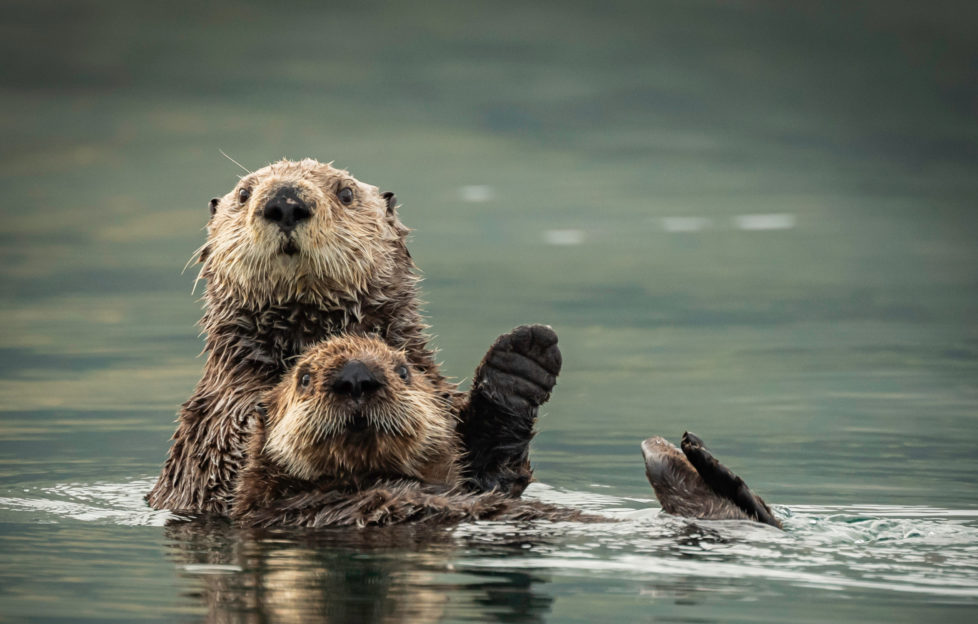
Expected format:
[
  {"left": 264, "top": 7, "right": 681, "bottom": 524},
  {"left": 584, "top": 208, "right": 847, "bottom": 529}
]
[
  {"left": 200, "top": 158, "right": 409, "bottom": 306},
  {"left": 260, "top": 334, "right": 459, "bottom": 484}
]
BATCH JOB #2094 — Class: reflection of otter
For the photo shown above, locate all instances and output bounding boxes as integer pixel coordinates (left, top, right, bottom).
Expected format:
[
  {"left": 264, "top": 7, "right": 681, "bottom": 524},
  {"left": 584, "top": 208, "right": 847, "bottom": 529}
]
[
  {"left": 233, "top": 335, "right": 589, "bottom": 527},
  {"left": 147, "top": 158, "right": 561, "bottom": 515},
  {"left": 163, "top": 519, "right": 556, "bottom": 624},
  {"left": 642, "top": 433, "right": 782, "bottom": 528}
]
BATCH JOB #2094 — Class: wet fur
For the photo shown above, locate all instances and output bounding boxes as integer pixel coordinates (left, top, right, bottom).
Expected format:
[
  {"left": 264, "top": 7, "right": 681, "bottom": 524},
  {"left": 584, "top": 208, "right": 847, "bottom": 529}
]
[
  {"left": 149, "top": 159, "right": 553, "bottom": 515},
  {"left": 231, "top": 335, "right": 778, "bottom": 529},
  {"left": 642, "top": 434, "right": 781, "bottom": 528},
  {"left": 457, "top": 324, "right": 562, "bottom": 496},
  {"left": 260, "top": 335, "right": 458, "bottom": 484},
  {"left": 235, "top": 478, "right": 593, "bottom": 529},
  {"left": 233, "top": 335, "right": 592, "bottom": 528}
]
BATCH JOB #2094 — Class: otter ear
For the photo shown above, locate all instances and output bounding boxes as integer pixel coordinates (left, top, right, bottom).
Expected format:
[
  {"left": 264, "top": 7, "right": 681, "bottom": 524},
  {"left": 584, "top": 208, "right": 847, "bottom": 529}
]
[
  {"left": 381, "top": 191, "right": 397, "bottom": 216},
  {"left": 255, "top": 403, "right": 268, "bottom": 425}
]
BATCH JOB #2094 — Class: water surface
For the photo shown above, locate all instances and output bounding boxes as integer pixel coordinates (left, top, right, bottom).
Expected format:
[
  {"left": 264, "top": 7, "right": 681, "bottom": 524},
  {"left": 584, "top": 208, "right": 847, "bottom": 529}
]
[{"left": 2, "top": 1, "right": 977, "bottom": 622}]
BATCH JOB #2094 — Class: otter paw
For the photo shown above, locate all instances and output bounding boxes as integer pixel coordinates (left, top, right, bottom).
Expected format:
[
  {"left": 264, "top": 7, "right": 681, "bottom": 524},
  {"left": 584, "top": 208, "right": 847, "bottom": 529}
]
[
  {"left": 681, "top": 431, "right": 782, "bottom": 529},
  {"left": 474, "top": 324, "right": 562, "bottom": 414}
]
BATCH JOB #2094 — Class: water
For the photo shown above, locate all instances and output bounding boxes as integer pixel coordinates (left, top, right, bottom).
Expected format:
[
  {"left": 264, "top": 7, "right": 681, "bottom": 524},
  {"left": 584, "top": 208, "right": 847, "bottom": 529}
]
[
  {"left": 2, "top": 1, "right": 977, "bottom": 622},
  {"left": 2, "top": 481, "right": 978, "bottom": 622}
]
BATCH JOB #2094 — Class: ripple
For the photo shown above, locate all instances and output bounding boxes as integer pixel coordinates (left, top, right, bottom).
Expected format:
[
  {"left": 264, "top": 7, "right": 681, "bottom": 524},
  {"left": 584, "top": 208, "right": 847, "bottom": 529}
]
[
  {"left": 0, "top": 477, "right": 173, "bottom": 526},
  {"left": 458, "top": 485, "right": 978, "bottom": 599},
  {"left": 2, "top": 479, "right": 977, "bottom": 601}
]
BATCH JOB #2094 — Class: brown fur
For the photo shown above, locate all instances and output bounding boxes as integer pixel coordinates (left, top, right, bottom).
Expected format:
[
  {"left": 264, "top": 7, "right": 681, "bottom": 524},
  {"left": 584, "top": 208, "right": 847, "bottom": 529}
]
[
  {"left": 233, "top": 335, "right": 596, "bottom": 528},
  {"left": 148, "top": 159, "right": 454, "bottom": 515},
  {"left": 149, "top": 158, "right": 570, "bottom": 516},
  {"left": 641, "top": 436, "right": 782, "bottom": 528},
  {"left": 259, "top": 335, "right": 459, "bottom": 485},
  {"left": 641, "top": 437, "right": 749, "bottom": 520}
]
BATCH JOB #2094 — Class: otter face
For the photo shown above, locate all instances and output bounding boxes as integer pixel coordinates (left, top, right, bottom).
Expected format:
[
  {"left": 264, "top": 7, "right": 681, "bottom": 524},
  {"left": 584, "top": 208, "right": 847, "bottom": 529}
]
[
  {"left": 261, "top": 335, "right": 458, "bottom": 484},
  {"left": 200, "top": 158, "right": 409, "bottom": 305}
]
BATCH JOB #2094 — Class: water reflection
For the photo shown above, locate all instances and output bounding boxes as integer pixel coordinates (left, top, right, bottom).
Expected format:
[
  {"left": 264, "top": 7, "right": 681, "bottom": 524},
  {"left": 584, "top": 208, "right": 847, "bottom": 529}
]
[
  {"left": 2, "top": 477, "right": 977, "bottom": 621},
  {"left": 164, "top": 518, "right": 557, "bottom": 624}
]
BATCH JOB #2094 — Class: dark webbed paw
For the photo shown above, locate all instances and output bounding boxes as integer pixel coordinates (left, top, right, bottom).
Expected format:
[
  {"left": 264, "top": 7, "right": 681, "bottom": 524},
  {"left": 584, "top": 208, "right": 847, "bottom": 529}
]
[
  {"left": 473, "top": 324, "right": 562, "bottom": 414},
  {"left": 681, "top": 432, "right": 781, "bottom": 529}
]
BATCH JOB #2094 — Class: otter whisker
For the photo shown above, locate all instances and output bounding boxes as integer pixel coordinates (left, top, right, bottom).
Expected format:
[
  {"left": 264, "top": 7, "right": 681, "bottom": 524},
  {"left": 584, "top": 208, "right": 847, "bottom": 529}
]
[
  {"left": 190, "top": 270, "right": 205, "bottom": 297},
  {"left": 219, "top": 148, "right": 252, "bottom": 174},
  {"left": 182, "top": 242, "right": 208, "bottom": 276}
]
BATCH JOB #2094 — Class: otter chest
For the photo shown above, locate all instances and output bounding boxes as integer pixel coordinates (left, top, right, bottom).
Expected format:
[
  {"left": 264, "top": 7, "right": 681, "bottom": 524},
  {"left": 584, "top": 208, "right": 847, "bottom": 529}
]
[{"left": 230, "top": 303, "right": 390, "bottom": 372}]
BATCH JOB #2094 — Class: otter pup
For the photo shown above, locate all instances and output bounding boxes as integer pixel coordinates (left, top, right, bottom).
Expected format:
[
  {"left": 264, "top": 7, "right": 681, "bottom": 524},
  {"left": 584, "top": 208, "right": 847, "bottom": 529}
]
[
  {"left": 233, "top": 334, "right": 588, "bottom": 528},
  {"left": 641, "top": 434, "right": 781, "bottom": 528},
  {"left": 148, "top": 158, "right": 561, "bottom": 515},
  {"left": 233, "top": 334, "right": 779, "bottom": 528}
]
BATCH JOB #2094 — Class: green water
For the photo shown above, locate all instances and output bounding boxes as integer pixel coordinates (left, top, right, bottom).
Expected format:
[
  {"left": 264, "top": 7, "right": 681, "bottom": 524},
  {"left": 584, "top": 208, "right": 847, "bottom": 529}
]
[{"left": 2, "top": 1, "right": 977, "bottom": 622}]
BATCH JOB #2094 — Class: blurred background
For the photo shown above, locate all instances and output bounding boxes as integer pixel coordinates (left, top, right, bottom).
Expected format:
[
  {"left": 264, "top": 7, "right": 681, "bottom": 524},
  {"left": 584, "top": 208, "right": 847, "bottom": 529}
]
[{"left": 2, "top": 1, "right": 977, "bottom": 622}]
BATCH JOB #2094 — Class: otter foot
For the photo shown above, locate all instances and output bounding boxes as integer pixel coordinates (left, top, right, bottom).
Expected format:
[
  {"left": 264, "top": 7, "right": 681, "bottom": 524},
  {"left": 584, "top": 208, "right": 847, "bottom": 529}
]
[
  {"left": 458, "top": 325, "right": 562, "bottom": 497},
  {"left": 473, "top": 324, "right": 562, "bottom": 414},
  {"left": 680, "top": 432, "right": 781, "bottom": 528}
]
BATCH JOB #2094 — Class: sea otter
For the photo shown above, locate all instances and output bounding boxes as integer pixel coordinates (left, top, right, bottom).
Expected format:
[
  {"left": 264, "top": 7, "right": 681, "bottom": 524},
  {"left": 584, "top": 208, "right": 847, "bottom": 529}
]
[
  {"left": 233, "top": 334, "right": 589, "bottom": 527},
  {"left": 147, "top": 158, "right": 561, "bottom": 515},
  {"left": 232, "top": 334, "right": 780, "bottom": 529}
]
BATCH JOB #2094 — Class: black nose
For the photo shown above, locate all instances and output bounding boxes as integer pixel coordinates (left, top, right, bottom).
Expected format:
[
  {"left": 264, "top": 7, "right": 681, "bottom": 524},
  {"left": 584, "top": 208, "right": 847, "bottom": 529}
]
[
  {"left": 261, "top": 187, "right": 311, "bottom": 234},
  {"left": 332, "top": 361, "right": 382, "bottom": 399}
]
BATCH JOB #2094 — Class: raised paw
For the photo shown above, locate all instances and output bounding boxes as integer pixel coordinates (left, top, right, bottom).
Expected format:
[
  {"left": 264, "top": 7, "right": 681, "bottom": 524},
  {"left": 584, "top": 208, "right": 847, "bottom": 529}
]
[
  {"left": 473, "top": 324, "right": 562, "bottom": 415},
  {"left": 681, "top": 431, "right": 782, "bottom": 529}
]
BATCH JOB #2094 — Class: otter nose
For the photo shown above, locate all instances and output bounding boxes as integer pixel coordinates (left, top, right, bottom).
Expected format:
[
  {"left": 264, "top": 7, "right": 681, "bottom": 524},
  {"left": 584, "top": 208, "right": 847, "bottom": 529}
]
[
  {"left": 332, "top": 361, "right": 382, "bottom": 399},
  {"left": 262, "top": 187, "right": 311, "bottom": 234}
]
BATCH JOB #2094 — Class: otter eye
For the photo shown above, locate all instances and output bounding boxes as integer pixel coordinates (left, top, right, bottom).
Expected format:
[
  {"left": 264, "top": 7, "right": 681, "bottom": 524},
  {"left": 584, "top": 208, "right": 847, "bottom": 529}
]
[
  {"left": 396, "top": 365, "right": 410, "bottom": 382},
  {"left": 299, "top": 372, "right": 311, "bottom": 388},
  {"left": 238, "top": 188, "right": 251, "bottom": 203},
  {"left": 337, "top": 187, "right": 354, "bottom": 205}
]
